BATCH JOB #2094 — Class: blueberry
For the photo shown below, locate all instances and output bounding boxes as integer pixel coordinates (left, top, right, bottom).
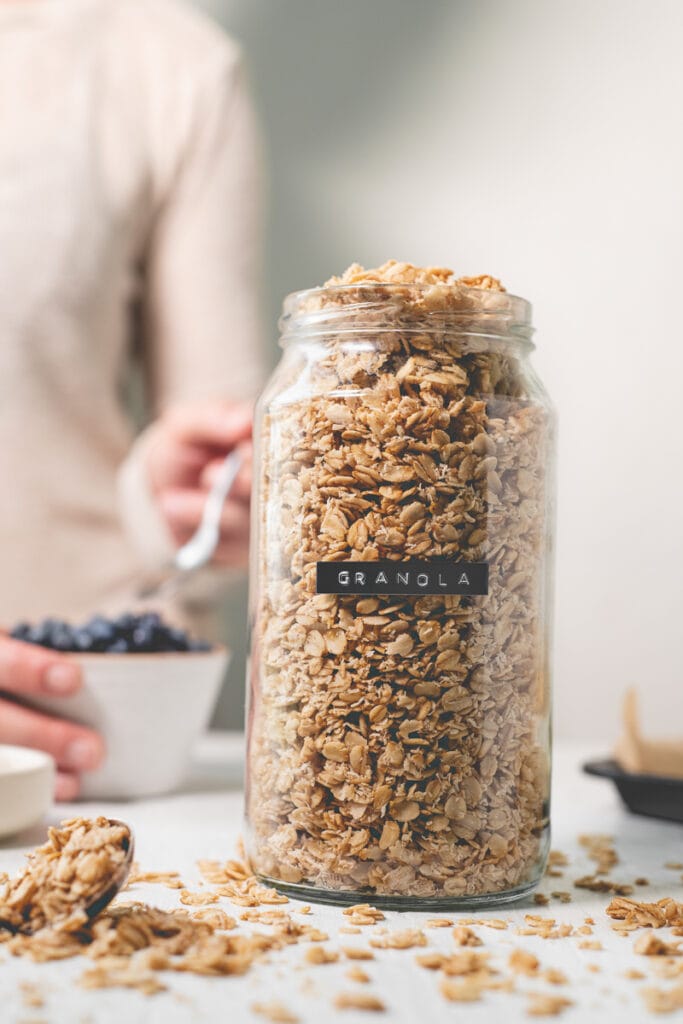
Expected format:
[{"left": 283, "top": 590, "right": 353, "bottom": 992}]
[
  {"left": 189, "top": 639, "right": 212, "bottom": 652},
  {"left": 10, "top": 622, "right": 31, "bottom": 641},
  {"left": 85, "top": 615, "right": 115, "bottom": 645},
  {"left": 138, "top": 611, "right": 162, "bottom": 630},
  {"left": 73, "top": 628, "right": 94, "bottom": 652},
  {"left": 27, "top": 622, "right": 52, "bottom": 647},
  {"left": 113, "top": 612, "right": 136, "bottom": 635},
  {"left": 107, "top": 638, "right": 129, "bottom": 653},
  {"left": 51, "top": 626, "right": 76, "bottom": 651},
  {"left": 132, "top": 624, "right": 155, "bottom": 652}
]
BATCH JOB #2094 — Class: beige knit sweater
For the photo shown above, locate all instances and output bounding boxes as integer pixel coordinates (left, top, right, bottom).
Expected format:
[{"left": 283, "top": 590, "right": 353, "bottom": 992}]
[{"left": 0, "top": 0, "right": 265, "bottom": 627}]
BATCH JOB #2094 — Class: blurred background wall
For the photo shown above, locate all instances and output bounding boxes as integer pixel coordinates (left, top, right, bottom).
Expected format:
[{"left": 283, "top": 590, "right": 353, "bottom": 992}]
[{"left": 201, "top": 0, "right": 683, "bottom": 741}]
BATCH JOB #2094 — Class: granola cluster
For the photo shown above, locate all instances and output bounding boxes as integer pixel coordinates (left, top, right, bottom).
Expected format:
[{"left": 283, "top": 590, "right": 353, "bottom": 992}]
[
  {"left": 247, "top": 261, "right": 553, "bottom": 900},
  {"left": 0, "top": 817, "right": 130, "bottom": 934}
]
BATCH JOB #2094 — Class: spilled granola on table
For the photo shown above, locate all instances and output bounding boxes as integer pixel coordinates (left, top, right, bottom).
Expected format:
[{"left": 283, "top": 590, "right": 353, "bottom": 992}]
[{"left": 246, "top": 260, "right": 554, "bottom": 902}]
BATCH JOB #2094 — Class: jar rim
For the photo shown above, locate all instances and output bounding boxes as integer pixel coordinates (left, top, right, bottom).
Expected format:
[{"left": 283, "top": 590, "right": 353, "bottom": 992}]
[{"left": 279, "top": 283, "right": 534, "bottom": 346}]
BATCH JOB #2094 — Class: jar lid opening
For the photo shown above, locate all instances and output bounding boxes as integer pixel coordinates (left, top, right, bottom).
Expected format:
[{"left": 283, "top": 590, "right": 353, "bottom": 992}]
[{"left": 279, "top": 283, "right": 533, "bottom": 346}]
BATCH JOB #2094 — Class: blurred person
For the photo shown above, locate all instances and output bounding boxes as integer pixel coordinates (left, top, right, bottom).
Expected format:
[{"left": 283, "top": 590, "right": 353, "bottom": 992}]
[{"left": 0, "top": 0, "right": 264, "bottom": 798}]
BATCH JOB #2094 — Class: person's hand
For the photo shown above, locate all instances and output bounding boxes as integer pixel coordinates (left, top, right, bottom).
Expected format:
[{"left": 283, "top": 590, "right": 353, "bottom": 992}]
[
  {"left": 0, "top": 638, "right": 105, "bottom": 801},
  {"left": 146, "top": 400, "right": 253, "bottom": 569}
]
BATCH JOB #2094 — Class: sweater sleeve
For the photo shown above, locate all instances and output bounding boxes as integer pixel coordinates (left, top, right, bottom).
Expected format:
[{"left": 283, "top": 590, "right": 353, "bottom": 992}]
[{"left": 117, "top": 42, "right": 266, "bottom": 574}]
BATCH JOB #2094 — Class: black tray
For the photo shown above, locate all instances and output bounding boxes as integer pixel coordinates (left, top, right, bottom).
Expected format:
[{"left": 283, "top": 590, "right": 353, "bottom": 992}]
[{"left": 583, "top": 759, "right": 683, "bottom": 824}]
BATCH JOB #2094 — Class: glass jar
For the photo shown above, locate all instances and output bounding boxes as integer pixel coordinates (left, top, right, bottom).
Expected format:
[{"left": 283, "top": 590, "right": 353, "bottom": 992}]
[{"left": 245, "top": 268, "right": 555, "bottom": 909}]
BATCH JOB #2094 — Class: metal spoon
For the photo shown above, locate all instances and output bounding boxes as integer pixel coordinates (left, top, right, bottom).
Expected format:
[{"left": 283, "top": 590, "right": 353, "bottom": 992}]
[
  {"left": 0, "top": 818, "right": 134, "bottom": 936},
  {"left": 137, "top": 447, "right": 243, "bottom": 602}
]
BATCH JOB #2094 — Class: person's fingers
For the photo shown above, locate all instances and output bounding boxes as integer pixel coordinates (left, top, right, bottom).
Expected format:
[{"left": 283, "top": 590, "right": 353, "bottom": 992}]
[
  {"left": 0, "top": 638, "right": 81, "bottom": 697},
  {"left": 163, "top": 401, "right": 253, "bottom": 449},
  {"left": 159, "top": 491, "right": 250, "bottom": 547},
  {"left": 147, "top": 406, "right": 254, "bottom": 494},
  {"left": 0, "top": 699, "right": 105, "bottom": 772},
  {"left": 199, "top": 451, "right": 252, "bottom": 502},
  {"left": 55, "top": 771, "right": 81, "bottom": 802}
]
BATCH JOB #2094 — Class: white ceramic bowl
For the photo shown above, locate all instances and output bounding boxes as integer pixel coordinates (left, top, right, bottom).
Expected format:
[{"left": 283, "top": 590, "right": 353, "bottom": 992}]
[
  {"left": 0, "top": 745, "right": 54, "bottom": 837},
  {"left": 24, "top": 648, "right": 229, "bottom": 800}
]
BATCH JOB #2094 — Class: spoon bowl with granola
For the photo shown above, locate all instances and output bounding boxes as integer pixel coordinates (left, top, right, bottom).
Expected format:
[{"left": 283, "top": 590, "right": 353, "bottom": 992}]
[{"left": 0, "top": 817, "right": 134, "bottom": 936}]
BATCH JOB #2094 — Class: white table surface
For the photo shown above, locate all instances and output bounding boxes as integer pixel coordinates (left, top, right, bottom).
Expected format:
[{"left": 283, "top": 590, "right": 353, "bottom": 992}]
[{"left": 1, "top": 735, "right": 682, "bottom": 1024}]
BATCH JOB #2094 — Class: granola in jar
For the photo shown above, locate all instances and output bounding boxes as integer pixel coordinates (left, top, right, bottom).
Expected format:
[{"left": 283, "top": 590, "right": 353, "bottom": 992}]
[{"left": 245, "top": 261, "right": 555, "bottom": 908}]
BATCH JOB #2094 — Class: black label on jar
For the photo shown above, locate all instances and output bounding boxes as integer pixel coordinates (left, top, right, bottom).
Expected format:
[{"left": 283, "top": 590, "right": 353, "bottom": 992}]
[{"left": 316, "top": 561, "right": 489, "bottom": 596}]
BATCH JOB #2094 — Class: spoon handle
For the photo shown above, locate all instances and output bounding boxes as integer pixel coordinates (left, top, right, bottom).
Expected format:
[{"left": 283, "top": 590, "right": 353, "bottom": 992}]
[{"left": 174, "top": 448, "right": 243, "bottom": 573}]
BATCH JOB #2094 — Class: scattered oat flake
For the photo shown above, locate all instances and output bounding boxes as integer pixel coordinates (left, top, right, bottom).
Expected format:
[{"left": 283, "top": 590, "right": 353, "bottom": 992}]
[
  {"left": 346, "top": 966, "right": 370, "bottom": 983},
  {"left": 191, "top": 908, "right": 237, "bottom": 930},
  {"left": 452, "top": 926, "right": 482, "bottom": 947},
  {"left": 527, "top": 993, "right": 573, "bottom": 1017},
  {"left": 179, "top": 890, "right": 218, "bottom": 907},
  {"left": 625, "top": 968, "right": 646, "bottom": 979},
  {"left": 342, "top": 904, "right": 385, "bottom": 926},
  {"left": 544, "top": 968, "right": 568, "bottom": 985},
  {"left": 79, "top": 961, "right": 167, "bottom": 996},
  {"left": 20, "top": 983, "right": 45, "bottom": 1009},
  {"left": 425, "top": 918, "right": 453, "bottom": 928},
  {"left": 534, "top": 893, "right": 550, "bottom": 906},
  {"left": 578, "top": 940, "right": 602, "bottom": 950},
  {"left": 370, "top": 929, "right": 426, "bottom": 950},
  {"left": 642, "top": 983, "right": 683, "bottom": 1013},
  {"left": 578, "top": 834, "right": 618, "bottom": 875},
  {"left": 196, "top": 858, "right": 288, "bottom": 908},
  {"left": 574, "top": 875, "right": 633, "bottom": 896},
  {"left": 334, "top": 992, "right": 385, "bottom": 1012},
  {"left": 304, "top": 946, "right": 338, "bottom": 965},
  {"left": 459, "top": 917, "right": 509, "bottom": 930},
  {"left": 665, "top": 862, "right": 683, "bottom": 870},
  {"left": 343, "top": 947, "right": 374, "bottom": 961},
  {"left": 252, "top": 1002, "right": 299, "bottom": 1024},
  {"left": 240, "top": 908, "right": 291, "bottom": 925},
  {"left": 440, "top": 977, "right": 483, "bottom": 1003},
  {"left": 127, "top": 870, "right": 184, "bottom": 890},
  {"left": 439, "top": 977, "right": 489, "bottom": 1003},
  {"left": 655, "top": 962, "right": 683, "bottom": 980},
  {"left": 516, "top": 916, "right": 572, "bottom": 940},
  {"left": 416, "top": 952, "right": 446, "bottom": 970},
  {"left": 197, "top": 858, "right": 251, "bottom": 884},
  {"left": 214, "top": 879, "right": 288, "bottom": 908},
  {"left": 635, "top": 933, "right": 681, "bottom": 956},
  {"left": 509, "top": 948, "right": 539, "bottom": 975},
  {"left": 441, "top": 951, "right": 492, "bottom": 978}
]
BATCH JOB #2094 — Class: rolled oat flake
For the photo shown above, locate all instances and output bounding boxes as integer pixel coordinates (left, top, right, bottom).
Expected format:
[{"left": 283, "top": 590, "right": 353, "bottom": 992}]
[{"left": 245, "top": 261, "right": 555, "bottom": 908}]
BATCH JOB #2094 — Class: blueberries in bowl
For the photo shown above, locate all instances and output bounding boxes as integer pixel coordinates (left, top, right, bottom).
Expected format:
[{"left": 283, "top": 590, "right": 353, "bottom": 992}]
[{"left": 10, "top": 612, "right": 212, "bottom": 654}]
